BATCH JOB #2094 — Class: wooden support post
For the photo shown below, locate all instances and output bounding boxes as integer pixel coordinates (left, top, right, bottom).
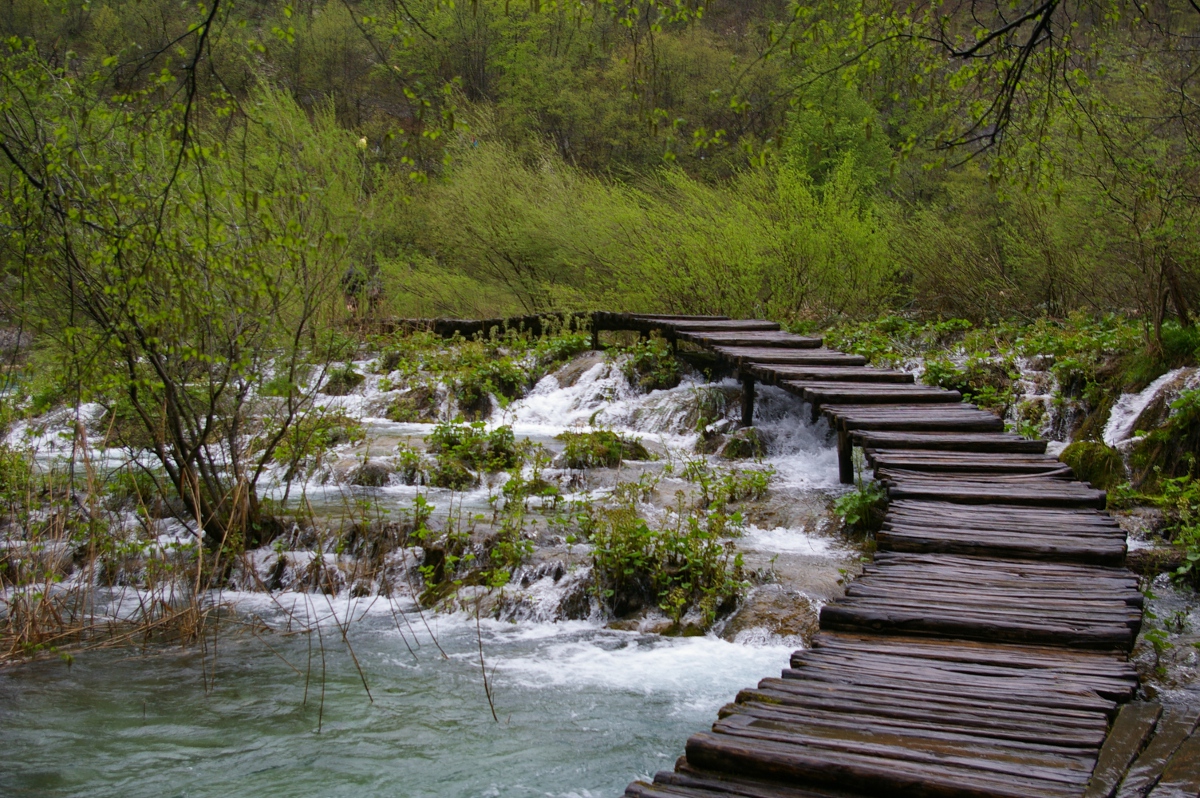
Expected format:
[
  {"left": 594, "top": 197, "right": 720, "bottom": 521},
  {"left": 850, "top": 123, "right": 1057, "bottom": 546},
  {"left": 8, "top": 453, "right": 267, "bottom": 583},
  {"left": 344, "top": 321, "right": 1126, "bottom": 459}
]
[
  {"left": 741, "top": 374, "right": 755, "bottom": 428},
  {"left": 838, "top": 427, "right": 854, "bottom": 485}
]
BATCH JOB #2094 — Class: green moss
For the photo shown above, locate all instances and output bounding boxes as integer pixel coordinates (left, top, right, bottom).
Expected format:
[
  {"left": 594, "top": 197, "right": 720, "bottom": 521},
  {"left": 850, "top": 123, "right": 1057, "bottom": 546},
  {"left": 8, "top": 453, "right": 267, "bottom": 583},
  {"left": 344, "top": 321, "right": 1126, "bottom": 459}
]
[
  {"left": 1059, "top": 441, "right": 1126, "bottom": 490},
  {"left": 556, "top": 430, "right": 649, "bottom": 468}
]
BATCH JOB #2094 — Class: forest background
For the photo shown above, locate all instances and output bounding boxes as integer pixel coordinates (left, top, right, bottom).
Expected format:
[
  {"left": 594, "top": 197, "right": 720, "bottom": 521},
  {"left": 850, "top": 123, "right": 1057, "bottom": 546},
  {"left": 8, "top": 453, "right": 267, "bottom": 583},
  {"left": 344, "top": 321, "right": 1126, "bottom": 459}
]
[
  {"left": 4, "top": 0, "right": 1200, "bottom": 660},
  {"left": 6, "top": 0, "right": 1200, "bottom": 331}
]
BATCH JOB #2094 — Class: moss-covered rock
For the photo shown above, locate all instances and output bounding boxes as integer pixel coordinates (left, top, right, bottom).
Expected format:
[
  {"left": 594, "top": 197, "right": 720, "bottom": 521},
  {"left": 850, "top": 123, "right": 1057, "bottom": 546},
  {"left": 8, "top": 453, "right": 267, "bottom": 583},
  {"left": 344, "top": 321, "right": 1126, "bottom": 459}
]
[
  {"left": 1059, "top": 441, "right": 1125, "bottom": 490},
  {"left": 556, "top": 430, "right": 649, "bottom": 468},
  {"left": 720, "top": 427, "right": 764, "bottom": 460},
  {"left": 322, "top": 365, "right": 365, "bottom": 396},
  {"left": 1130, "top": 387, "right": 1200, "bottom": 487},
  {"left": 386, "top": 384, "right": 439, "bottom": 423}
]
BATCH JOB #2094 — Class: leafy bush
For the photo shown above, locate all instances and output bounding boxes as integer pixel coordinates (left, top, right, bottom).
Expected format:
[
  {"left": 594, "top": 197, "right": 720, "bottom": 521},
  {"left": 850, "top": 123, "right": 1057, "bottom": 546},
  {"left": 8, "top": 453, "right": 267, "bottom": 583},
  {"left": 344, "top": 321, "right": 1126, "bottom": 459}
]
[
  {"left": 425, "top": 420, "right": 522, "bottom": 486},
  {"left": 615, "top": 338, "right": 682, "bottom": 392},
  {"left": 587, "top": 503, "right": 745, "bottom": 626},
  {"left": 556, "top": 431, "right": 649, "bottom": 469}
]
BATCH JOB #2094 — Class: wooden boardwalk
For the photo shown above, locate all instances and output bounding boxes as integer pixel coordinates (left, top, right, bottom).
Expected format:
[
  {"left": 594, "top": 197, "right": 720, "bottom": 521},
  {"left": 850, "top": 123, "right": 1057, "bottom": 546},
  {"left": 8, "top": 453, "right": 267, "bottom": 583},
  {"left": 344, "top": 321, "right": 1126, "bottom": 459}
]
[{"left": 585, "top": 313, "right": 1161, "bottom": 798}]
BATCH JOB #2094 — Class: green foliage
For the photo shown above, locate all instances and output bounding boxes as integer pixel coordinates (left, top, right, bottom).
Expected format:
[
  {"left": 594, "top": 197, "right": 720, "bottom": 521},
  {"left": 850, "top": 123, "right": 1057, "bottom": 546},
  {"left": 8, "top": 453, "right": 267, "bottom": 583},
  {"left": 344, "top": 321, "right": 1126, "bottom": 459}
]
[
  {"left": 834, "top": 478, "right": 887, "bottom": 533},
  {"left": 921, "top": 356, "right": 1017, "bottom": 413},
  {"left": 587, "top": 500, "right": 745, "bottom": 627},
  {"left": 556, "top": 431, "right": 649, "bottom": 469},
  {"left": 425, "top": 420, "right": 522, "bottom": 488},
  {"left": 1155, "top": 473, "right": 1200, "bottom": 586},
  {"left": 615, "top": 338, "right": 682, "bottom": 392}
]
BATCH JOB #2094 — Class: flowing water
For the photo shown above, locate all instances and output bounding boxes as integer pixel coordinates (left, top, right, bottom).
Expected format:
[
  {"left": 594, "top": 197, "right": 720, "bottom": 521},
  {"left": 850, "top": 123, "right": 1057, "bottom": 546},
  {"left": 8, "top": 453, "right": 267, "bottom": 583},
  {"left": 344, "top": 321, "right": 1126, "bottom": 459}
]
[{"left": 1, "top": 355, "right": 856, "bottom": 797}]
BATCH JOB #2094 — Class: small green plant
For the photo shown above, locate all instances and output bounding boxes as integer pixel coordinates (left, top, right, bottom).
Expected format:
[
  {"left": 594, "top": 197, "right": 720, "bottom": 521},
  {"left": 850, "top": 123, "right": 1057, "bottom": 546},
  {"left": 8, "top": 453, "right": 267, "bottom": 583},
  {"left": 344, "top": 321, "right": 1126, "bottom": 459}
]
[
  {"left": 834, "top": 464, "right": 887, "bottom": 533},
  {"left": 613, "top": 337, "right": 681, "bottom": 392}
]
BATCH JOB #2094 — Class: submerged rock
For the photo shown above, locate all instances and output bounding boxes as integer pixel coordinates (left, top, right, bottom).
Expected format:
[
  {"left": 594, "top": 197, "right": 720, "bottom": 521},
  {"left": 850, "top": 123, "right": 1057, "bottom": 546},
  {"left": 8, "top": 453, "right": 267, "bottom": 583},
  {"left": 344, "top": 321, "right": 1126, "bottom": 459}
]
[
  {"left": 720, "top": 584, "right": 820, "bottom": 645},
  {"left": 720, "top": 427, "right": 764, "bottom": 460},
  {"left": 349, "top": 459, "right": 395, "bottom": 487}
]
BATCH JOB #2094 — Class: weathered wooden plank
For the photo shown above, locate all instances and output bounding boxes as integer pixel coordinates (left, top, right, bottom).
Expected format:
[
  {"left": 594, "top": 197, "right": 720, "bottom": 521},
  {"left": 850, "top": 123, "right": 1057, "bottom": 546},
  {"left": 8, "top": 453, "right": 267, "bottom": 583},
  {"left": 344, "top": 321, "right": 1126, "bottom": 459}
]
[
  {"left": 854, "top": 430, "right": 1045, "bottom": 452},
  {"left": 825, "top": 404, "right": 1006, "bottom": 432},
  {"left": 885, "top": 478, "right": 1107, "bottom": 508},
  {"left": 1147, "top": 732, "right": 1200, "bottom": 798},
  {"left": 867, "top": 449, "right": 1072, "bottom": 474},
  {"left": 748, "top": 365, "right": 914, "bottom": 385},
  {"left": 678, "top": 331, "right": 824, "bottom": 348},
  {"left": 662, "top": 765, "right": 859, "bottom": 798},
  {"left": 1116, "top": 706, "right": 1200, "bottom": 798},
  {"left": 1085, "top": 703, "right": 1164, "bottom": 798},
  {"left": 686, "top": 730, "right": 1086, "bottom": 798},
  {"left": 878, "top": 525, "right": 1127, "bottom": 565},
  {"left": 713, "top": 347, "right": 868, "bottom": 366}
]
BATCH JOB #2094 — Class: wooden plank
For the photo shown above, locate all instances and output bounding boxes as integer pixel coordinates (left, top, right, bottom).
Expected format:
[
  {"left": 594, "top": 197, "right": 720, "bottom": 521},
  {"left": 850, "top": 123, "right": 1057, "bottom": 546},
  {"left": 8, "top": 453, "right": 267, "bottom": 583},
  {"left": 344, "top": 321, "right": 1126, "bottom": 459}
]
[
  {"left": 748, "top": 364, "right": 914, "bottom": 385},
  {"left": 713, "top": 347, "right": 868, "bottom": 366},
  {"left": 885, "top": 479, "right": 1107, "bottom": 508},
  {"left": 686, "top": 730, "right": 1087, "bottom": 798},
  {"left": 1148, "top": 732, "right": 1200, "bottom": 798},
  {"left": 678, "top": 330, "right": 824, "bottom": 348},
  {"left": 664, "top": 764, "right": 860, "bottom": 797},
  {"left": 1117, "top": 706, "right": 1200, "bottom": 798},
  {"left": 878, "top": 525, "right": 1127, "bottom": 565},
  {"left": 853, "top": 430, "right": 1045, "bottom": 452},
  {"left": 1085, "top": 703, "right": 1164, "bottom": 798},
  {"left": 867, "top": 449, "right": 1073, "bottom": 475},
  {"left": 824, "top": 405, "right": 1006, "bottom": 432}
]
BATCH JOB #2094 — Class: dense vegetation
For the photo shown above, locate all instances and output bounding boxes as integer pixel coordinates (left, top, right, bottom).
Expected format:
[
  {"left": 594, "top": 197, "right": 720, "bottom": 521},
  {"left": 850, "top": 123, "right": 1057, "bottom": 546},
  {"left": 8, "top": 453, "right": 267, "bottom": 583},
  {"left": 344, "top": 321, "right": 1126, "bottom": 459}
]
[{"left": 3, "top": 0, "right": 1200, "bottom": 658}]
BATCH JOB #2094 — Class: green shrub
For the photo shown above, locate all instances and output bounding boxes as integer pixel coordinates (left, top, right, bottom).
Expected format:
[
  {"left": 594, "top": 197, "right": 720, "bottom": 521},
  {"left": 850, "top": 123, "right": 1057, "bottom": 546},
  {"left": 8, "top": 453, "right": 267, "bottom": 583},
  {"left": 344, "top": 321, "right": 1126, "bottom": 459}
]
[
  {"left": 425, "top": 420, "right": 522, "bottom": 488},
  {"left": 556, "top": 430, "right": 649, "bottom": 468},
  {"left": 587, "top": 502, "right": 745, "bottom": 626},
  {"left": 615, "top": 338, "right": 681, "bottom": 392}
]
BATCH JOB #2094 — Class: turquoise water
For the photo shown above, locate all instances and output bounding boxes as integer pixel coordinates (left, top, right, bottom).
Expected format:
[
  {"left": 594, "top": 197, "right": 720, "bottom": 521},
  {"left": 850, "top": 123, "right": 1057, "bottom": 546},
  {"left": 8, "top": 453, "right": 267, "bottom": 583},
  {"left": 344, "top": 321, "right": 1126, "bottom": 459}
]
[{"left": 0, "top": 597, "right": 792, "bottom": 798}]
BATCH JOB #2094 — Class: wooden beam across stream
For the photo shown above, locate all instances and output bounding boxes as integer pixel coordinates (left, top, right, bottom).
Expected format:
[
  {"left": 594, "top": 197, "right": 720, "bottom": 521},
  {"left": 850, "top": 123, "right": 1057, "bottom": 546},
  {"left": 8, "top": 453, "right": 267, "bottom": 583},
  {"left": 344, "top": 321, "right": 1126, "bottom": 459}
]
[{"left": 410, "top": 312, "right": 1151, "bottom": 797}]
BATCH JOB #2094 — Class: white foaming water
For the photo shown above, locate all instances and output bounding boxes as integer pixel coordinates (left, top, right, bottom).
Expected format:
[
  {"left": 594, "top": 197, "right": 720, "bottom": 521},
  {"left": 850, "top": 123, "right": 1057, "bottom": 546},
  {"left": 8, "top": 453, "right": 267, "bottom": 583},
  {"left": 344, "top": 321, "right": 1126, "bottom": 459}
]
[
  {"left": 502, "top": 360, "right": 713, "bottom": 448},
  {"left": 742, "top": 524, "right": 838, "bottom": 555},
  {"left": 1103, "top": 368, "right": 1191, "bottom": 446},
  {"left": 497, "top": 631, "right": 791, "bottom": 707},
  {"left": 751, "top": 386, "right": 841, "bottom": 490}
]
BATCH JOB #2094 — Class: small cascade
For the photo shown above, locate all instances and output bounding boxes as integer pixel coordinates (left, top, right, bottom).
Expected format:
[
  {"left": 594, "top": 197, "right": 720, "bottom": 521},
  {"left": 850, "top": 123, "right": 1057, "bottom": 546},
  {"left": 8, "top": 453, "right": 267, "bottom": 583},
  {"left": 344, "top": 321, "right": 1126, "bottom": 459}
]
[{"left": 1104, "top": 367, "right": 1198, "bottom": 447}]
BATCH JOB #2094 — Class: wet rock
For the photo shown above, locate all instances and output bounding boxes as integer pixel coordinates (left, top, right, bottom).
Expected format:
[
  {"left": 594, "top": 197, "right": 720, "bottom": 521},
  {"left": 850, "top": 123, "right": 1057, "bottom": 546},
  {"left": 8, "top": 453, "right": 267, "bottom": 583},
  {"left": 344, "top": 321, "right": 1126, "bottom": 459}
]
[
  {"left": 720, "top": 584, "right": 820, "bottom": 644},
  {"left": 553, "top": 351, "right": 605, "bottom": 387},
  {"left": 720, "top": 427, "right": 764, "bottom": 460},
  {"left": 694, "top": 429, "right": 725, "bottom": 455},
  {"left": 349, "top": 459, "right": 394, "bottom": 487},
  {"left": 322, "top": 365, "right": 365, "bottom": 396}
]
